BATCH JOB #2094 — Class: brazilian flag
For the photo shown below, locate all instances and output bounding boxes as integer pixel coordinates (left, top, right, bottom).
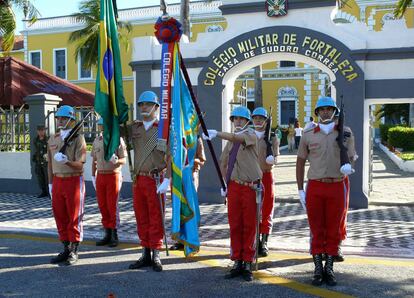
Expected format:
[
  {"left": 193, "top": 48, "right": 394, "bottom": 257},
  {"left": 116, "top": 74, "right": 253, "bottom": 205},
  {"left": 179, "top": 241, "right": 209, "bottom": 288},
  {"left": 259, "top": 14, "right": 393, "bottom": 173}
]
[{"left": 95, "top": 0, "right": 129, "bottom": 161}]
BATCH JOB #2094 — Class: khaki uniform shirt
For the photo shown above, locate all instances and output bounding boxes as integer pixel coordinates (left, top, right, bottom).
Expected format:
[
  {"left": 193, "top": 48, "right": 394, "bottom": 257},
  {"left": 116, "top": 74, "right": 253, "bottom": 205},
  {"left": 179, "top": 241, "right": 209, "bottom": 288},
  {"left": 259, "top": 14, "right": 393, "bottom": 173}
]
[
  {"left": 297, "top": 125, "right": 356, "bottom": 180},
  {"left": 91, "top": 136, "right": 127, "bottom": 173},
  {"left": 130, "top": 121, "right": 167, "bottom": 174},
  {"left": 48, "top": 133, "right": 87, "bottom": 174},
  {"left": 257, "top": 135, "right": 280, "bottom": 172},
  {"left": 220, "top": 128, "right": 262, "bottom": 183}
]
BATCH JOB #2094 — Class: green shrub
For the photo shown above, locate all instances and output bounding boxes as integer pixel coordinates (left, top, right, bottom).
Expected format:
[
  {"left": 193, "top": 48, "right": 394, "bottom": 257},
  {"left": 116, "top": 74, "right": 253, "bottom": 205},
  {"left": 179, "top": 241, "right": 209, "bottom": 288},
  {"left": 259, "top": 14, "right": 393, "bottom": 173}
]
[
  {"left": 379, "top": 124, "right": 394, "bottom": 143},
  {"left": 388, "top": 127, "right": 414, "bottom": 151},
  {"left": 400, "top": 152, "right": 414, "bottom": 161}
]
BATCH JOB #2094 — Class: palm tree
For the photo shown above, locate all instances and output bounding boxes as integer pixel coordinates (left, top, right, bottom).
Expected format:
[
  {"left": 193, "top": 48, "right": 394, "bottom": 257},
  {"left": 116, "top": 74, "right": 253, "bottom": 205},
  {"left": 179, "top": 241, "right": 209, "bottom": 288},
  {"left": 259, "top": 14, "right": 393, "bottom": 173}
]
[
  {"left": 394, "top": 0, "right": 412, "bottom": 18},
  {"left": 68, "top": 0, "right": 132, "bottom": 69},
  {"left": 0, "top": 0, "right": 39, "bottom": 54}
]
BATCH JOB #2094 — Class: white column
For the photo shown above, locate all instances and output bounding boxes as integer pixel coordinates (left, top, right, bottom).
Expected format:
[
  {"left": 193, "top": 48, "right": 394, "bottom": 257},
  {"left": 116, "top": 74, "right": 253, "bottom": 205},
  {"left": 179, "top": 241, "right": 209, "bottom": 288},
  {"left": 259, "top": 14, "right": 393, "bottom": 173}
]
[{"left": 304, "top": 73, "right": 312, "bottom": 123}]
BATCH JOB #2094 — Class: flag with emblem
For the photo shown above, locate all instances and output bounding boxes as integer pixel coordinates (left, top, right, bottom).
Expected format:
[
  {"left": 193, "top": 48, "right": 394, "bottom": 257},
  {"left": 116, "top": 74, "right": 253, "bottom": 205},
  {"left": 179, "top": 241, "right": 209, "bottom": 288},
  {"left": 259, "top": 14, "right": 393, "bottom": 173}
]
[
  {"left": 95, "top": 0, "right": 129, "bottom": 161},
  {"left": 170, "top": 42, "right": 200, "bottom": 257},
  {"left": 266, "top": 0, "right": 288, "bottom": 17}
]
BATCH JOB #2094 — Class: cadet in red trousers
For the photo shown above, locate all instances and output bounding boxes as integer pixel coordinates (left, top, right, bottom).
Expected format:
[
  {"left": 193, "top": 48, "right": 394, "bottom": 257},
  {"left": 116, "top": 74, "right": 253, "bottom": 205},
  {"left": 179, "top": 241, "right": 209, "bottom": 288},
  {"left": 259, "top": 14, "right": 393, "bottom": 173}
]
[
  {"left": 47, "top": 105, "right": 87, "bottom": 266},
  {"left": 91, "top": 117, "right": 127, "bottom": 247},
  {"left": 128, "top": 91, "right": 170, "bottom": 272},
  {"left": 251, "top": 107, "right": 279, "bottom": 257},
  {"left": 296, "top": 97, "right": 356, "bottom": 286},
  {"left": 203, "top": 106, "right": 262, "bottom": 282}
]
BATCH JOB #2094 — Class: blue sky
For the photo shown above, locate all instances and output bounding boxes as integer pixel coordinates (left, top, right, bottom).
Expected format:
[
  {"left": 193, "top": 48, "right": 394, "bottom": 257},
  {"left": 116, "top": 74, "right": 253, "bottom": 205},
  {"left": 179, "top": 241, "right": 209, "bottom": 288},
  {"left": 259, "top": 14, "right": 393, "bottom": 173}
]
[{"left": 14, "top": 0, "right": 171, "bottom": 33}]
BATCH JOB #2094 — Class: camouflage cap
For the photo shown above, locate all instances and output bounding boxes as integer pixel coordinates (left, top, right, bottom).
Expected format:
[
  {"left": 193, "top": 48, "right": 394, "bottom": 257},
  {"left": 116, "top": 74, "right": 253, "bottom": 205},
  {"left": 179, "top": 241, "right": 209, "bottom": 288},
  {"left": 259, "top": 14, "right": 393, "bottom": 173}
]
[{"left": 36, "top": 124, "right": 46, "bottom": 130}]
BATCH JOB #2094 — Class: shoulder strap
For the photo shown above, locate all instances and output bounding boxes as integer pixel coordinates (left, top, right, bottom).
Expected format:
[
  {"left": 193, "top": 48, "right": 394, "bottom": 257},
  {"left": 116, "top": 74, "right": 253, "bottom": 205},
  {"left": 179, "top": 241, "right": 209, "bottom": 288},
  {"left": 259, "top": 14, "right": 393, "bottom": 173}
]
[
  {"left": 225, "top": 142, "right": 241, "bottom": 184},
  {"left": 134, "top": 129, "right": 158, "bottom": 175}
]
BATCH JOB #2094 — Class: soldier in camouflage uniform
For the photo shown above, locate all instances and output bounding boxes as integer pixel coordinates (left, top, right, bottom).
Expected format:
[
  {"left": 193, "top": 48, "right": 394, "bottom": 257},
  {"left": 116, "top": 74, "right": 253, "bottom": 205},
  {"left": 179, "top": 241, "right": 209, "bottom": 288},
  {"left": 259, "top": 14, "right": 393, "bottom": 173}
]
[{"left": 32, "top": 125, "right": 49, "bottom": 198}]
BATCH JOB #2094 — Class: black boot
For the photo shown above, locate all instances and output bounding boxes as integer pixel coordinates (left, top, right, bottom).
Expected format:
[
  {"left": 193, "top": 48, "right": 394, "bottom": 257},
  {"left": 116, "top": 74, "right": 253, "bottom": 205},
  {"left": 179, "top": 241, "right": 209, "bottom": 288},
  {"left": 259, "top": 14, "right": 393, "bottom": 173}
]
[
  {"left": 334, "top": 245, "right": 345, "bottom": 262},
  {"left": 96, "top": 228, "right": 111, "bottom": 246},
  {"left": 242, "top": 262, "right": 254, "bottom": 282},
  {"left": 259, "top": 234, "right": 269, "bottom": 257},
  {"left": 108, "top": 229, "right": 119, "bottom": 247},
  {"left": 324, "top": 255, "right": 337, "bottom": 286},
  {"left": 224, "top": 260, "right": 243, "bottom": 279},
  {"left": 312, "top": 254, "right": 324, "bottom": 286},
  {"left": 65, "top": 242, "right": 79, "bottom": 266},
  {"left": 152, "top": 249, "right": 163, "bottom": 272},
  {"left": 129, "top": 248, "right": 152, "bottom": 269},
  {"left": 169, "top": 242, "right": 184, "bottom": 250},
  {"left": 50, "top": 241, "right": 70, "bottom": 264}
]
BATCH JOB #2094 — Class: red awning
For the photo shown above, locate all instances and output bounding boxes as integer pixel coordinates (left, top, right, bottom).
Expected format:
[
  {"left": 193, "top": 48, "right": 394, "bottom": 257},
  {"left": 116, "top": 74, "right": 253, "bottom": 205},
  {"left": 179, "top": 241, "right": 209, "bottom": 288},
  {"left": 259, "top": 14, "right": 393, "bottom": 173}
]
[{"left": 0, "top": 56, "right": 94, "bottom": 107}]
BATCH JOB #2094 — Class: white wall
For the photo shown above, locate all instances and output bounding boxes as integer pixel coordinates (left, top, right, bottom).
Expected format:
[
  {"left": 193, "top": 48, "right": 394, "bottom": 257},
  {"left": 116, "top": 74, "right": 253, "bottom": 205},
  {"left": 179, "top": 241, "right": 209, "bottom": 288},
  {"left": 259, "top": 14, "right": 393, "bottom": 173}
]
[{"left": 0, "top": 152, "right": 132, "bottom": 182}]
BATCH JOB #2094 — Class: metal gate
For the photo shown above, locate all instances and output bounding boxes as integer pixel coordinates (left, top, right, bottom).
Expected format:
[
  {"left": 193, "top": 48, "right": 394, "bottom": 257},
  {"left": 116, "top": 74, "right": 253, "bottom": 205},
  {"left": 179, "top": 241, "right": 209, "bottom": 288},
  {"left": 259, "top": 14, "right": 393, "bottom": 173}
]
[{"left": 0, "top": 105, "right": 30, "bottom": 152}]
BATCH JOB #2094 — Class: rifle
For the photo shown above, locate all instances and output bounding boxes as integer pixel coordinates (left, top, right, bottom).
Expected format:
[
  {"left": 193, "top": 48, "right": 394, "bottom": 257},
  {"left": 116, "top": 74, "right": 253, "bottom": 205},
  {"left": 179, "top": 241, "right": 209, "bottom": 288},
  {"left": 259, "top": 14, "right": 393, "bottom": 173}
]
[
  {"left": 336, "top": 96, "right": 350, "bottom": 166},
  {"left": 264, "top": 106, "right": 274, "bottom": 158},
  {"left": 59, "top": 110, "right": 93, "bottom": 154},
  {"left": 254, "top": 181, "right": 263, "bottom": 271},
  {"left": 152, "top": 169, "right": 169, "bottom": 256}
]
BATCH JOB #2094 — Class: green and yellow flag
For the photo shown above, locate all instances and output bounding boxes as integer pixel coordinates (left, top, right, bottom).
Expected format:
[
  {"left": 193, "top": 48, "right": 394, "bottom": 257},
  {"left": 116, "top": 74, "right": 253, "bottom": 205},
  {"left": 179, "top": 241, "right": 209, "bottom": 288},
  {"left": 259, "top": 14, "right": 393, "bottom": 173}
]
[{"left": 95, "top": 0, "right": 129, "bottom": 160}]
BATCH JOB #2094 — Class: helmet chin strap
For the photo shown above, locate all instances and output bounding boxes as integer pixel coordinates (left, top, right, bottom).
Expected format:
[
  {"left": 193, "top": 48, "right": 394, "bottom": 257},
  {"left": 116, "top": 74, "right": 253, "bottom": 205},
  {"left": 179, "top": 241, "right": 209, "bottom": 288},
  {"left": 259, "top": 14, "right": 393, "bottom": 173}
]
[
  {"left": 254, "top": 122, "right": 266, "bottom": 129},
  {"left": 235, "top": 121, "right": 250, "bottom": 132},
  {"left": 58, "top": 118, "right": 71, "bottom": 130},
  {"left": 141, "top": 104, "right": 157, "bottom": 117},
  {"left": 319, "top": 111, "right": 335, "bottom": 124}
]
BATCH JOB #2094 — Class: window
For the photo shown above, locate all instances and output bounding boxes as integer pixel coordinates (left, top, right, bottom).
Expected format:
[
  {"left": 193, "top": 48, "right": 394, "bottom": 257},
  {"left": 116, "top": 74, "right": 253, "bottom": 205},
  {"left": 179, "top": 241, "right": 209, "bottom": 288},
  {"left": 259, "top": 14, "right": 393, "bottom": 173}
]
[
  {"left": 280, "top": 100, "right": 296, "bottom": 125},
  {"left": 78, "top": 48, "right": 92, "bottom": 79},
  {"left": 29, "top": 51, "right": 41, "bottom": 69},
  {"left": 54, "top": 49, "right": 66, "bottom": 79},
  {"left": 280, "top": 61, "right": 295, "bottom": 68}
]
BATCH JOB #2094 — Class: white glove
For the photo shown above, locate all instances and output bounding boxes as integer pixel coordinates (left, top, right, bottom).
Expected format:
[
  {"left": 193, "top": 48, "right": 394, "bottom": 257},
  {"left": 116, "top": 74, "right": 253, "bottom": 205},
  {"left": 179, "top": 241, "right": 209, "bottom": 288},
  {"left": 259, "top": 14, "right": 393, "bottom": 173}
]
[
  {"left": 92, "top": 176, "right": 96, "bottom": 190},
  {"left": 340, "top": 163, "right": 355, "bottom": 175},
  {"left": 157, "top": 178, "right": 170, "bottom": 194},
  {"left": 54, "top": 152, "right": 68, "bottom": 164},
  {"left": 48, "top": 184, "right": 53, "bottom": 199},
  {"left": 220, "top": 188, "right": 227, "bottom": 197},
  {"left": 265, "top": 155, "right": 275, "bottom": 165},
  {"left": 109, "top": 154, "right": 119, "bottom": 165},
  {"left": 202, "top": 129, "right": 217, "bottom": 141},
  {"left": 298, "top": 190, "right": 306, "bottom": 210}
]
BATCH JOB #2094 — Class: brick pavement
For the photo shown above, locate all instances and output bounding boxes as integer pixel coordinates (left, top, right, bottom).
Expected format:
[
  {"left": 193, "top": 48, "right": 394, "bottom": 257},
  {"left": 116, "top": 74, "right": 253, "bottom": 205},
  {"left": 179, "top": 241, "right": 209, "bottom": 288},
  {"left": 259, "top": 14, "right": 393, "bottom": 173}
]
[{"left": 1, "top": 147, "right": 414, "bottom": 258}]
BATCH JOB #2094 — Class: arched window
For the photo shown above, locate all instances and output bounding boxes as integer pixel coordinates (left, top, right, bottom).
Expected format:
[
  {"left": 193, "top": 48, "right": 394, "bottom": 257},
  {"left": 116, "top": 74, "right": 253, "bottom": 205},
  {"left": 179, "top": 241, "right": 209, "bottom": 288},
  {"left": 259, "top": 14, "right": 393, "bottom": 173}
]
[{"left": 278, "top": 86, "right": 298, "bottom": 126}]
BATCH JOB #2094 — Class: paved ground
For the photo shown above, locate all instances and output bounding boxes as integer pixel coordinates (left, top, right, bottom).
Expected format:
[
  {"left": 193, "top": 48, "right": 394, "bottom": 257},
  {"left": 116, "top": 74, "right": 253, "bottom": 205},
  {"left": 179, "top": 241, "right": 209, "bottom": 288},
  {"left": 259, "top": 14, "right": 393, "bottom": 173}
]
[{"left": 1, "top": 147, "right": 414, "bottom": 297}]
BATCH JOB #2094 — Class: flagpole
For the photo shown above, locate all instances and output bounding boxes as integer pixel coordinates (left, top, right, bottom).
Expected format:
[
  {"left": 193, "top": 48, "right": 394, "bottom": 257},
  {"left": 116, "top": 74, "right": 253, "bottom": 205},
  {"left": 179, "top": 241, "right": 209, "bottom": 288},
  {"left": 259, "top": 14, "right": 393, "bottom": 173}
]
[{"left": 178, "top": 52, "right": 227, "bottom": 192}]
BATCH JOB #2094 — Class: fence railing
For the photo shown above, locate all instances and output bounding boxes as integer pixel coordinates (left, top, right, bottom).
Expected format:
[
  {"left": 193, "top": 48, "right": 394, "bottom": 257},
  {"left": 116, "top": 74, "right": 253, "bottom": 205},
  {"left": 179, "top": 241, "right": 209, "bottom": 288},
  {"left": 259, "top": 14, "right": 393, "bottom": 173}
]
[
  {"left": 1, "top": 106, "right": 100, "bottom": 152},
  {"left": 0, "top": 105, "right": 30, "bottom": 152}
]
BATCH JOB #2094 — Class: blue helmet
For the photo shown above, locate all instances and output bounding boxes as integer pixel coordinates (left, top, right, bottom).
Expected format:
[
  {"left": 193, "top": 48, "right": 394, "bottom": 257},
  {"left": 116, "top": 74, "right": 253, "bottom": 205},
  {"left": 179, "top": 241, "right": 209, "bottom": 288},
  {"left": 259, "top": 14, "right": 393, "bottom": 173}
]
[
  {"left": 97, "top": 118, "right": 104, "bottom": 125},
  {"left": 252, "top": 107, "right": 268, "bottom": 119},
  {"left": 314, "top": 97, "right": 338, "bottom": 115},
  {"left": 230, "top": 106, "right": 251, "bottom": 122},
  {"left": 56, "top": 105, "right": 76, "bottom": 120},
  {"left": 137, "top": 91, "right": 160, "bottom": 106}
]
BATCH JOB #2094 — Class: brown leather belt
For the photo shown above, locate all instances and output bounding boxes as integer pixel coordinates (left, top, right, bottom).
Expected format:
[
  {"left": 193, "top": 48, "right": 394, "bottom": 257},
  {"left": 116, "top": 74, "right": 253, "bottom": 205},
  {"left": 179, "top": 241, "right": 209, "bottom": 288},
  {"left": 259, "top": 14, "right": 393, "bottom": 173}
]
[
  {"left": 54, "top": 173, "right": 82, "bottom": 178},
  {"left": 232, "top": 179, "right": 259, "bottom": 188},
  {"left": 97, "top": 170, "right": 119, "bottom": 174},
  {"left": 313, "top": 177, "right": 344, "bottom": 183}
]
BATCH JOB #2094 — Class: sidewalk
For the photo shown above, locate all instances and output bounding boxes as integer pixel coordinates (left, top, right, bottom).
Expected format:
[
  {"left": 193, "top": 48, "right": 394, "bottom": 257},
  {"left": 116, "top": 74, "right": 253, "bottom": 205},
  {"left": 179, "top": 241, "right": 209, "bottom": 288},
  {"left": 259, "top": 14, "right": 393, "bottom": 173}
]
[{"left": 1, "top": 192, "right": 414, "bottom": 259}]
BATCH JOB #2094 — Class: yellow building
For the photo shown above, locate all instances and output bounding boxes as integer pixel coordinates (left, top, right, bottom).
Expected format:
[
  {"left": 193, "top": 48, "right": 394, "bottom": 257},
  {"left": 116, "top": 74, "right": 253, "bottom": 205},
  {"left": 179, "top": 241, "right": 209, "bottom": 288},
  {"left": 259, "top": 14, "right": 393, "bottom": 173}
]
[{"left": 1, "top": 0, "right": 411, "bottom": 128}]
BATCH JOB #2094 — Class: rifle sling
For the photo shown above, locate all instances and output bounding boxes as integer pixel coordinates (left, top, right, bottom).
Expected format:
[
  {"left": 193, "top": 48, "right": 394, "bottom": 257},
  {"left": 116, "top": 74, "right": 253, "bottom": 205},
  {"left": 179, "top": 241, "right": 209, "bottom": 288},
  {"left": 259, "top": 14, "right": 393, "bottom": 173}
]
[{"left": 134, "top": 129, "right": 159, "bottom": 176}]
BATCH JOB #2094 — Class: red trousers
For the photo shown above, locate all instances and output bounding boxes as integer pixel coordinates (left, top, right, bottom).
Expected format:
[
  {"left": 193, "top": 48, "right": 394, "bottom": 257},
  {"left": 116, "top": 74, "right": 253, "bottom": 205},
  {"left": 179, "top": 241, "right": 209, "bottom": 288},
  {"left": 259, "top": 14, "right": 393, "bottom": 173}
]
[
  {"left": 260, "top": 171, "right": 275, "bottom": 234},
  {"left": 340, "top": 176, "right": 350, "bottom": 241},
  {"left": 52, "top": 175, "right": 85, "bottom": 242},
  {"left": 133, "top": 175, "right": 164, "bottom": 249},
  {"left": 96, "top": 173, "right": 121, "bottom": 229},
  {"left": 227, "top": 181, "right": 257, "bottom": 262},
  {"left": 306, "top": 179, "right": 347, "bottom": 256}
]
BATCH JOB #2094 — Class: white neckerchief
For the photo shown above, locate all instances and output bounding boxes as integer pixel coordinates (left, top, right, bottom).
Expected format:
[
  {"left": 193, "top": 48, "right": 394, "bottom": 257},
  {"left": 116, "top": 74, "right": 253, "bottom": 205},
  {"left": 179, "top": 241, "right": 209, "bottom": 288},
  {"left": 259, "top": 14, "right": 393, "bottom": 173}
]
[
  {"left": 143, "top": 119, "right": 156, "bottom": 131},
  {"left": 319, "top": 122, "right": 335, "bottom": 135},
  {"left": 60, "top": 129, "right": 71, "bottom": 140},
  {"left": 235, "top": 128, "right": 248, "bottom": 135},
  {"left": 255, "top": 130, "right": 265, "bottom": 139}
]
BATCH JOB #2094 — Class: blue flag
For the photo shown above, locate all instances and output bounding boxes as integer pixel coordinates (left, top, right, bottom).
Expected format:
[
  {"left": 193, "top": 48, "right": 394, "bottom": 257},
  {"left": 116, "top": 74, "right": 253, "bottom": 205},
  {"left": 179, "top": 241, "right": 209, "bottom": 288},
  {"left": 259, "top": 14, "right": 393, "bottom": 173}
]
[{"left": 170, "top": 44, "right": 200, "bottom": 257}]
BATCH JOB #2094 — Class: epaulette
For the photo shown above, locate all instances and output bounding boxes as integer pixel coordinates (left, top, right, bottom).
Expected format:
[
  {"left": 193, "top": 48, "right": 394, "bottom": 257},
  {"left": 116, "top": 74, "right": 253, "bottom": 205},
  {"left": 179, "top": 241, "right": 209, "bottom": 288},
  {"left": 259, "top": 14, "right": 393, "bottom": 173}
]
[
  {"left": 133, "top": 120, "right": 143, "bottom": 127},
  {"left": 54, "top": 133, "right": 60, "bottom": 138}
]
